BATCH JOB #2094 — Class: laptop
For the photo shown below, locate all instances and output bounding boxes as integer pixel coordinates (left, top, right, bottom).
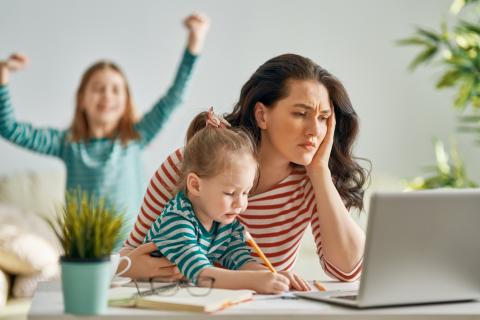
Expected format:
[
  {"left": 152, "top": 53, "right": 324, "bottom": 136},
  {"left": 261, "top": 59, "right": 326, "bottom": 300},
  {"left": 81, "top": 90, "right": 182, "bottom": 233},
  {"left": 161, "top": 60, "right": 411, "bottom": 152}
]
[{"left": 296, "top": 189, "right": 480, "bottom": 308}]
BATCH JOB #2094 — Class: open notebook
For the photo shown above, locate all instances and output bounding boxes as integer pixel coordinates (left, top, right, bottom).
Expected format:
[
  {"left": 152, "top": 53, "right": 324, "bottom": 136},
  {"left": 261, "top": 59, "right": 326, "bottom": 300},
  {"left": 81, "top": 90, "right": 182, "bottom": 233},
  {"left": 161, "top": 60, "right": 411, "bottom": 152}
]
[{"left": 109, "top": 286, "right": 253, "bottom": 313}]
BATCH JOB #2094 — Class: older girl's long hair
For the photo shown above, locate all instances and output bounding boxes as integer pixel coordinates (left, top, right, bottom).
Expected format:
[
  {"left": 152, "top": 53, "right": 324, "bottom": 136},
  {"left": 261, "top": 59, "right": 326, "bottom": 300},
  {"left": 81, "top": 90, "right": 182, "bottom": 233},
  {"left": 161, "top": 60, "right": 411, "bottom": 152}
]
[
  {"left": 224, "top": 54, "right": 370, "bottom": 211},
  {"left": 70, "top": 61, "right": 139, "bottom": 144}
]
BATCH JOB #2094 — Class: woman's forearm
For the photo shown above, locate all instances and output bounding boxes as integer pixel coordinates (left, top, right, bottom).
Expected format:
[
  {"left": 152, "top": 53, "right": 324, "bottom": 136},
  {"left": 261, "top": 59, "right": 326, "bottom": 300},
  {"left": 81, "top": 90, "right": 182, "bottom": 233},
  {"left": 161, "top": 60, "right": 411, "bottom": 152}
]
[{"left": 310, "top": 166, "right": 365, "bottom": 273}]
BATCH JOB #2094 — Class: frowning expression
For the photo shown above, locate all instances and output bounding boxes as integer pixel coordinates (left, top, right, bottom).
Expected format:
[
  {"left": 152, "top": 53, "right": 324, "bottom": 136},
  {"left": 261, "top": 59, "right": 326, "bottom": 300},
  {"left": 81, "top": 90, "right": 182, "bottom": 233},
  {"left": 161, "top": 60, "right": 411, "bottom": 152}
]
[{"left": 259, "top": 79, "right": 332, "bottom": 166}]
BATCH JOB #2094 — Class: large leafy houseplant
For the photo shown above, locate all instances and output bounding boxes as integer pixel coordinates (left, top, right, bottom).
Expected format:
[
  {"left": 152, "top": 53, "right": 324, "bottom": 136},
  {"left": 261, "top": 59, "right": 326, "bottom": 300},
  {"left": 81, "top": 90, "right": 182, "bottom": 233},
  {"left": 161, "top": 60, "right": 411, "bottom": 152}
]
[
  {"left": 399, "top": 0, "right": 480, "bottom": 189},
  {"left": 47, "top": 189, "right": 125, "bottom": 315}
]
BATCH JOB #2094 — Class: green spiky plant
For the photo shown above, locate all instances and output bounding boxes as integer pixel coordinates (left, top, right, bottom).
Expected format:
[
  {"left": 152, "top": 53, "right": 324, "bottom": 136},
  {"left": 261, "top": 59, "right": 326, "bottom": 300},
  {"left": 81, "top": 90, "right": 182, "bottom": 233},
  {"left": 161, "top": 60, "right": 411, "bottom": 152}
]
[
  {"left": 46, "top": 189, "right": 125, "bottom": 259},
  {"left": 406, "top": 138, "right": 477, "bottom": 190}
]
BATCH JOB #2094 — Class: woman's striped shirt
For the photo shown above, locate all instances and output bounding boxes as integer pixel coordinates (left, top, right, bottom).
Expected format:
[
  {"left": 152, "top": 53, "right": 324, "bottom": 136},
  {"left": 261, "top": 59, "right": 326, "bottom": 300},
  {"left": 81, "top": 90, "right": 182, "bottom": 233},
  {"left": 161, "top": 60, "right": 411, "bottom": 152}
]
[
  {"left": 0, "top": 49, "right": 197, "bottom": 229},
  {"left": 144, "top": 191, "right": 255, "bottom": 283},
  {"left": 125, "top": 149, "right": 363, "bottom": 281}
]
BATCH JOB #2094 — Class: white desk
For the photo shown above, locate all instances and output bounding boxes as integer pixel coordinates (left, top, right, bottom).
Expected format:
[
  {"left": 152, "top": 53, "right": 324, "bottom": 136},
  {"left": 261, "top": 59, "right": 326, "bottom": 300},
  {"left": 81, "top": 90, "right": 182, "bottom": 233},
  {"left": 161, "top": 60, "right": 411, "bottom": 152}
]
[{"left": 28, "top": 281, "right": 480, "bottom": 319}]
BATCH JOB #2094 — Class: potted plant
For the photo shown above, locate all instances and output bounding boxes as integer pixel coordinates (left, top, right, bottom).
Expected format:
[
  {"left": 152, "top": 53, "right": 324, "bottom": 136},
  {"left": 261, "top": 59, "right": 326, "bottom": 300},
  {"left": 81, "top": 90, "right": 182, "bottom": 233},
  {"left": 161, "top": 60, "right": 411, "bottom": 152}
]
[{"left": 46, "top": 189, "right": 125, "bottom": 315}]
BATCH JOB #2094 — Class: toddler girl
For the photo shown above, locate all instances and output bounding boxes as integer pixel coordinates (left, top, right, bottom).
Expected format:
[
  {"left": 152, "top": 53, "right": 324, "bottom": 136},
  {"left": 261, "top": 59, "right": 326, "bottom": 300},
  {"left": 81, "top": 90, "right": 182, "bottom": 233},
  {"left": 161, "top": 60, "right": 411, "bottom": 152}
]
[{"left": 144, "top": 108, "right": 290, "bottom": 294}]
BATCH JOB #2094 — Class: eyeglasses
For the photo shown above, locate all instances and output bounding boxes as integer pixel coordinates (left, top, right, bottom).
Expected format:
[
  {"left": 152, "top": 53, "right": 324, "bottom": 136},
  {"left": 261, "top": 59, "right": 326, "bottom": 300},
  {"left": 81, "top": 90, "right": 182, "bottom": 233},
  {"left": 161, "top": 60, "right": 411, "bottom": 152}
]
[{"left": 132, "top": 276, "right": 216, "bottom": 297}]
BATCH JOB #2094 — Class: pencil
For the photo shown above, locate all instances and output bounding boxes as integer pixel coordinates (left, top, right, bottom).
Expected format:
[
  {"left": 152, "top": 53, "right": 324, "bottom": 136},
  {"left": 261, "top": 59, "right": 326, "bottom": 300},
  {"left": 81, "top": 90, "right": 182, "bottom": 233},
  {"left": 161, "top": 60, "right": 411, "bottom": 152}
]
[
  {"left": 313, "top": 280, "right": 327, "bottom": 291},
  {"left": 245, "top": 232, "right": 276, "bottom": 273}
]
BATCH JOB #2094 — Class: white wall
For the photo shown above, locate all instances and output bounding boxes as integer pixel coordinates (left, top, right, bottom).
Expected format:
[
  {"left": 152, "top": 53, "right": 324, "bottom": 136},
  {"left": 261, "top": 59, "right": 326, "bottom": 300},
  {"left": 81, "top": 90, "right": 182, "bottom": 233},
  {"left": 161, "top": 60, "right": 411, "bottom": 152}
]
[{"left": 1, "top": 0, "right": 479, "bottom": 184}]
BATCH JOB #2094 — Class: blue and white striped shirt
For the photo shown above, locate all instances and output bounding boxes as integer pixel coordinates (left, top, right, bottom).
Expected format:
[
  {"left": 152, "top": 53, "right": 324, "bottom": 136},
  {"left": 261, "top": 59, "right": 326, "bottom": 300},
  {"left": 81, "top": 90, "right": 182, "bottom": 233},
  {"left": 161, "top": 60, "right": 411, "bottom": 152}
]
[{"left": 145, "top": 191, "right": 255, "bottom": 283}]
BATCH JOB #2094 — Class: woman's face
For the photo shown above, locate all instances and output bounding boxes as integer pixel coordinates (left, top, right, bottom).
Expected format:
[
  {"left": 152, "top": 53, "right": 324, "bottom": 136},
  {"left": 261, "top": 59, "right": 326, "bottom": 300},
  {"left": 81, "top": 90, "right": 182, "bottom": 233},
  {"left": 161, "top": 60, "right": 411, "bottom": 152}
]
[{"left": 260, "top": 79, "right": 332, "bottom": 166}]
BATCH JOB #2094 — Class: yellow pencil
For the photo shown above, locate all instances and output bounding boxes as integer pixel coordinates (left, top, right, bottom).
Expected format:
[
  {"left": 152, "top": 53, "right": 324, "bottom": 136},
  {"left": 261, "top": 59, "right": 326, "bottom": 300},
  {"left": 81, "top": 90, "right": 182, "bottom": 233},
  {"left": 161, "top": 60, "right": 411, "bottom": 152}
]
[
  {"left": 245, "top": 232, "right": 276, "bottom": 273},
  {"left": 313, "top": 280, "right": 327, "bottom": 291},
  {"left": 245, "top": 232, "right": 327, "bottom": 291}
]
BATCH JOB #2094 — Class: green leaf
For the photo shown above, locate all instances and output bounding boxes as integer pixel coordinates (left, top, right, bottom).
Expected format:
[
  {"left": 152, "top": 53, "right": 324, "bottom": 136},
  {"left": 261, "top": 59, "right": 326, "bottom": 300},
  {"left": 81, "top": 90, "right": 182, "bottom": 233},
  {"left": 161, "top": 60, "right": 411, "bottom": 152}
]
[
  {"left": 408, "top": 46, "right": 438, "bottom": 70},
  {"left": 471, "top": 93, "right": 480, "bottom": 108},
  {"left": 457, "top": 20, "right": 480, "bottom": 34},
  {"left": 416, "top": 27, "right": 442, "bottom": 42},
  {"left": 433, "top": 139, "right": 450, "bottom": 175},
  {"left": 440, "top": 20, "right": 449, "bottom": 39},
  {"left": 459, "top": 113, "right": 480, "bottom": 122},
  {"left": 450, "top": 0, "right": 466, "bottom": 15},
  {"left": 397, "top": 37, "right": 434, "bottom": 46},
  {"left": 436, "top": 69, "right": 462, "bottom": 88},
  {"left": 450, "top": 0, "right": 480, "bottom": 14},
  {"left": 454, "top": 77, "right": 475, "bottom": 108}
]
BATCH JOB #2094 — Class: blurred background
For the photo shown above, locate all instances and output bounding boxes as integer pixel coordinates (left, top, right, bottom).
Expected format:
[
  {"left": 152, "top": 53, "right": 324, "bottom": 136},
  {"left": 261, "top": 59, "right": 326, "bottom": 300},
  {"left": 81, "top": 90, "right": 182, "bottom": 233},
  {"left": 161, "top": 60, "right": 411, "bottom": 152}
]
[
  {"left": 2, "top": 0, "right": 478, "bottom": 183},
  {"left": 1, "top": 0, "right": 479, "bottom": 313}
]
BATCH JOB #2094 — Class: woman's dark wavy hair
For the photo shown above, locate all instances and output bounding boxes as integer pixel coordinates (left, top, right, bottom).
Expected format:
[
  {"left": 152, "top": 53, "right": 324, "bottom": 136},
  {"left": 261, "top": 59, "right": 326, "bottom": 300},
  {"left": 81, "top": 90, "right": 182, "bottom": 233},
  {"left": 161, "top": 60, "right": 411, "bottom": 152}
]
[{"left": 224, "top": 54, "right": 370, "bottom": 211}]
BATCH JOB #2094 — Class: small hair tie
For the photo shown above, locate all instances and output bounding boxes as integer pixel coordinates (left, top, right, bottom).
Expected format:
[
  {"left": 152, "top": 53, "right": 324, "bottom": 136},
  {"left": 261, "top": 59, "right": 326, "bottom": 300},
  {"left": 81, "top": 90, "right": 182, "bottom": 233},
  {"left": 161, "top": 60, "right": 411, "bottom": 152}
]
[{"left": 206, "top": 106, "right": 231, "bottom": 129}]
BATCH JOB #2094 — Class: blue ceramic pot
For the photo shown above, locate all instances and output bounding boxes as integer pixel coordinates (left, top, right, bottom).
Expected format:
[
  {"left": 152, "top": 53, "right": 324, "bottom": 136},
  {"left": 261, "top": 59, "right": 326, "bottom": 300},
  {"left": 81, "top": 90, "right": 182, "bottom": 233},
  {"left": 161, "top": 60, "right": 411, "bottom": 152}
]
[{"left": 60, "top": 256, "right": 111, "bottom": 315}]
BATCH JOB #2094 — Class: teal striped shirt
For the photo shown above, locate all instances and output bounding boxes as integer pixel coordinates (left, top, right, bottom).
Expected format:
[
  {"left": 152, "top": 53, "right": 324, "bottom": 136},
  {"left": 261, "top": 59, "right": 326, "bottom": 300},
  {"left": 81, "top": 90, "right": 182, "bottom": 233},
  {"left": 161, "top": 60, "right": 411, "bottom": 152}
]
[
  {"left": 0, "top": 49, "right": 197, "bottom": 230},
  {"left": 145, "top": 191, "right": 255, "bottom": 283}
]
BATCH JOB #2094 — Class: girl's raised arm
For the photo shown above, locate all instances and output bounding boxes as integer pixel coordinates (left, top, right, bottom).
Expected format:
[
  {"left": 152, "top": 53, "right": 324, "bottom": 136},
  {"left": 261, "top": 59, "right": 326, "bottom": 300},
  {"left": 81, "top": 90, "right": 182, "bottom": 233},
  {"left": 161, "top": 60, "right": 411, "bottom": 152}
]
[
  {"left": 0, "top": 54, "right": 64, "bottom": 157},
  {"left": 136, "top": 13, "right": 209, "bottom": 146}
]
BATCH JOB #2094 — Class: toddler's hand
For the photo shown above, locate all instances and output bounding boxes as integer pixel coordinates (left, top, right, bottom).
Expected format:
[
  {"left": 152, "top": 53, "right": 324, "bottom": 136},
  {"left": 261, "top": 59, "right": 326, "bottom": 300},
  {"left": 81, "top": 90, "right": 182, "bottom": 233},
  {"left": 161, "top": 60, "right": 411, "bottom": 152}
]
[
  {"left": 278, "top": 270, "right": 311, "bottom": 291},
  {"left": 251, "top": 271, "right": 290, "bottom": 294}
]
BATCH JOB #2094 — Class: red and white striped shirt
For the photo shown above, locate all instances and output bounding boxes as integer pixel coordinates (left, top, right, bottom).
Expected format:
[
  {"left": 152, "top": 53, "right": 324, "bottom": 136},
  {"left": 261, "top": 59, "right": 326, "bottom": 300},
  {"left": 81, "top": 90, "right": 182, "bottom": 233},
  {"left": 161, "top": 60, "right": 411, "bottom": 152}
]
[{"left": 124, "top": 149, "right": 362, "bottom": 281}]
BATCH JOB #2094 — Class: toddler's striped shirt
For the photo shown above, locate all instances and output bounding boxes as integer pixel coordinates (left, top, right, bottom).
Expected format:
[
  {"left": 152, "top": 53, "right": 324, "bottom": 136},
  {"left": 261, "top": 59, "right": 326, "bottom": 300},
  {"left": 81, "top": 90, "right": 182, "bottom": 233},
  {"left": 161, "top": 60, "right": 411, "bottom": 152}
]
[{"left": 144, "top": 191, "right": 255, "bottom": 283}]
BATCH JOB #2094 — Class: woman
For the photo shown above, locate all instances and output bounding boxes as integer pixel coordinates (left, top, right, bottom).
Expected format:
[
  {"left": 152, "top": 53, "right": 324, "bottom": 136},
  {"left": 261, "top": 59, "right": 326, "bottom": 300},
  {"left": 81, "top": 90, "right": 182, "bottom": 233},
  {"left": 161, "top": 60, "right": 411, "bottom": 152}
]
[{"left": 120, "top": 53, "right": 368, "bottom": 290}]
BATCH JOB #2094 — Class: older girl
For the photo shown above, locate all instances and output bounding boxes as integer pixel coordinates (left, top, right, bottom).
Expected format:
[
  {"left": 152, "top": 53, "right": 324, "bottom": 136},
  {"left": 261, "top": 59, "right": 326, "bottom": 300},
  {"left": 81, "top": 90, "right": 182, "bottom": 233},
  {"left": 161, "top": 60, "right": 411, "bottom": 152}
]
[{"left": 0, "top": 14, "right": 209, "bottom": 228}]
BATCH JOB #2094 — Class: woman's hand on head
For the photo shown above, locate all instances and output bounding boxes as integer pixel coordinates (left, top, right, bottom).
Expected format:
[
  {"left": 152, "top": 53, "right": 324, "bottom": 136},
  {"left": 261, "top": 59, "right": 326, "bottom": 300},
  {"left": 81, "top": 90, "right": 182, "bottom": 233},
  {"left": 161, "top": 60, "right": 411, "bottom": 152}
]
[
  {"left": 0, "top": 53, "right": 28, "bottom": 85},
  {"left": 306, "top": 109, "right": 336, "bottom": 176},
  {"left": 120, "top": 242, "right": 183, "bottom": 281},
  {"left": 278, "top": 270, "right": 311, "bottom": 291},
  {"left": 183, "top": 13, "right": 210, "bottom": 54}
]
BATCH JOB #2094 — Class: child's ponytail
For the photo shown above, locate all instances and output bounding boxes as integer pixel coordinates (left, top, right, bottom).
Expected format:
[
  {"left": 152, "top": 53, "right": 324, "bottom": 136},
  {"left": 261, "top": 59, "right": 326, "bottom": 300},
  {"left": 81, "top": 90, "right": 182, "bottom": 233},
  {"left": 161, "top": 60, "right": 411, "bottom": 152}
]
[
  {"left": 185, "top": 111, "right": 209, "bottom": 143},
  {"left": 185, "top": 107, "right": 230, "bottom": 142},
  {"left": 178, "top": 107, "right": 258, "bottom": 194}
]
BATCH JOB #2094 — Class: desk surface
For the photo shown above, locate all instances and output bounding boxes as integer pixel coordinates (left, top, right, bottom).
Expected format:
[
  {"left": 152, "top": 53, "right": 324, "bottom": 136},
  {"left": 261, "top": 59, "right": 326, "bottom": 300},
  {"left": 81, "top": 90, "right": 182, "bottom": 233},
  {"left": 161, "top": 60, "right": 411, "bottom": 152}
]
[{"left": 28, "top": 281, "right": 480, "bottom": 320}]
